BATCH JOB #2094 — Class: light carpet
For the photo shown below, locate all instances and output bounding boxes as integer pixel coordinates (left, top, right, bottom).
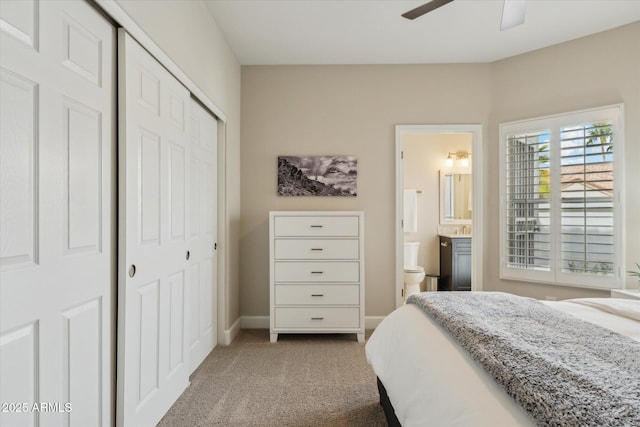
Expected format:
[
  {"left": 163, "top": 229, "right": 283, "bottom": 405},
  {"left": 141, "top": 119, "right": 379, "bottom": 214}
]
[{"left": 157, "top": 329, "right": 386, "bottom": 427}]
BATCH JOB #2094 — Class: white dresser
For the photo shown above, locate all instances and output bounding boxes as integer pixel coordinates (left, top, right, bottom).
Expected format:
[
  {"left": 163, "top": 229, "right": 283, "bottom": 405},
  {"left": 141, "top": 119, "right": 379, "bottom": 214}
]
[{"left": 269, "top": 211, "right": 365, "bottom": 343}]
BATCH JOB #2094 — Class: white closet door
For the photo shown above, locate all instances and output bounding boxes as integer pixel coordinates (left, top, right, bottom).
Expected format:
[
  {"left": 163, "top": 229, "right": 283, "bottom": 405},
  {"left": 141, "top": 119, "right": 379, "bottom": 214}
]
[
  {"left": 0, "top": 1, "right": 115, "bottom": 426},
  {"left": 188, "top": 99, "right": 218, "bottom": 373},
  {"left": 117, "top": 30, "right": 190, "bottom": 427}
]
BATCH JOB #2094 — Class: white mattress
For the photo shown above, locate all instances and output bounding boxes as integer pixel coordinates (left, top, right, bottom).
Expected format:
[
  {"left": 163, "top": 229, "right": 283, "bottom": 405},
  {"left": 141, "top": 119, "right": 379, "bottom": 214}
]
[{"left": 365, "top": 296, "right": 640, "bottom": 427}]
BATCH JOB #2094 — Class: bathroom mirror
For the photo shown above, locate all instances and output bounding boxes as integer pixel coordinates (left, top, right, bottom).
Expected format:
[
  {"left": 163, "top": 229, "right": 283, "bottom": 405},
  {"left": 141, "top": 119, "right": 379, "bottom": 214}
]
[{"left": 440, "top": 170, "right": 472, "bottom": 224}]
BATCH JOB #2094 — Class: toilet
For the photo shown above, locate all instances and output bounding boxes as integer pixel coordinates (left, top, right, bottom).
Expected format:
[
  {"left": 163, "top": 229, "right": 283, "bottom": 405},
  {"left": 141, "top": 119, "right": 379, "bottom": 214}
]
[{"left": 403, "top": 242, "right": 425, "bottom": 300}]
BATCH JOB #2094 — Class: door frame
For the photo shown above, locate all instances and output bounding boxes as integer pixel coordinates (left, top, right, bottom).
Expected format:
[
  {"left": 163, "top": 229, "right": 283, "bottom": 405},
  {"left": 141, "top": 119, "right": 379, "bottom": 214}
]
[
  {"left": 94, "top": 0, "right": 229, "bottom": 345},
  {"left": 395, "top": 124, "right": 484, "bottom": 308}
]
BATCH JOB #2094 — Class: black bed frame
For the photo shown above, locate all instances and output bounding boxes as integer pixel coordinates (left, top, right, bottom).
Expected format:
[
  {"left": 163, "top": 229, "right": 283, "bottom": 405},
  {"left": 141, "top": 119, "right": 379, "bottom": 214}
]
[{"left": 377, "top": 377, "right": 401, "bottom": 427}]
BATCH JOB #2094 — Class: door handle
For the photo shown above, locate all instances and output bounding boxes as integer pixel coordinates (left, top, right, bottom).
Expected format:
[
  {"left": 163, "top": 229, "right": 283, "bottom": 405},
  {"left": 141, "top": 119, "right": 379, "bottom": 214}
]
[
  {"left": 186, "top": 250, "right": 190, "bottom": 260},
  {"left": 128, "top": 264, "right": 136, "bottom": 278}
]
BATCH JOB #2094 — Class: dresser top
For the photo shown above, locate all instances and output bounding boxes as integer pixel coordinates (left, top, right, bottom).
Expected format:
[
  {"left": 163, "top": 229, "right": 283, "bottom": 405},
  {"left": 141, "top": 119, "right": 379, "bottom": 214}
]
[{"left": 270, "top": 211, "right": 364, "bottom": 216}]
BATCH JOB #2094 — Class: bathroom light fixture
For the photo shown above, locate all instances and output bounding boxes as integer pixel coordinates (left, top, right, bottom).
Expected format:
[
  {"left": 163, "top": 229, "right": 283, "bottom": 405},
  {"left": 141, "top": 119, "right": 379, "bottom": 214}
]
[
  {"left": 444, "top": 150, "right": 471, "bottom": 168},
  {"left": 460, "top": 154, "right": 469, "bottom": 168},
  {"left": 444, "top": 153, "right": 454, "bottom": 168}
]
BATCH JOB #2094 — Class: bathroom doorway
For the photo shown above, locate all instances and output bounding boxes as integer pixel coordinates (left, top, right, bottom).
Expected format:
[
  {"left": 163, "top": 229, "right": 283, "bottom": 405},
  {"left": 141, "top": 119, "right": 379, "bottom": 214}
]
[{"left": 394, "top": 125, "right": 483, "bottom": 308}]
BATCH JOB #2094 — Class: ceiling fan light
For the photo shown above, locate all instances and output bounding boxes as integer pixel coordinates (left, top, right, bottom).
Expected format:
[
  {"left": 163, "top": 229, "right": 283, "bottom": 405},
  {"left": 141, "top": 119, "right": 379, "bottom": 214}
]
[{"left": 501, "top": 0, "right": 526, "bottom": 31}]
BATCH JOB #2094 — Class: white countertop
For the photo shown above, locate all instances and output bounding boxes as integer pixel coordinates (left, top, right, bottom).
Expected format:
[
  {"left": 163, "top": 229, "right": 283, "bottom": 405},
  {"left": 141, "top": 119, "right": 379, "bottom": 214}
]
[{"left": 439, "top": 234, "right": 472, "bottom": 239}]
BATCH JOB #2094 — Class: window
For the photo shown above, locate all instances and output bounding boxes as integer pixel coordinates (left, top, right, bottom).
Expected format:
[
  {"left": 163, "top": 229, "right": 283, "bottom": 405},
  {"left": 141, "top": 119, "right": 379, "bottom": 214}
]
[{"left": 500, "top": 105, "right": 623, "bottom": 289}]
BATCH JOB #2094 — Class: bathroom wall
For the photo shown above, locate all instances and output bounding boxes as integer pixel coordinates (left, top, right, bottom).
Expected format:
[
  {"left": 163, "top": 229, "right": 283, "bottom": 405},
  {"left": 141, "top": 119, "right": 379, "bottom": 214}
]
[{"left": 403, "top": 134, "right": 472, "bottom": 282}]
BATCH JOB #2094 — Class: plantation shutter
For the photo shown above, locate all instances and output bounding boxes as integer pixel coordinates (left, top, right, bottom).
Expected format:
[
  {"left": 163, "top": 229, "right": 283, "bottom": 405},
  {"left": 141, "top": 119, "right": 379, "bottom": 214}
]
[
  {"left": 560, "top": 122, "right": 614, "bottom": 277},
  {"left": 501, "top": 105, "right": 622, "bottom": 289},
  {"left": 505, "top": 131, "right": 551, "bottom": 271}
]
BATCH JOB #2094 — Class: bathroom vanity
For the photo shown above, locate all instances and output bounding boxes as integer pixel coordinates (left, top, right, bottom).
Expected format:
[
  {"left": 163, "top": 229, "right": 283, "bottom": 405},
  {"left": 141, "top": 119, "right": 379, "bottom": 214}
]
[
  {"left": 269, "top": 211, "right": 365, "bottom": 343},
  {"left": 439, "top": 235, "right": 472, "bottom": 291}
]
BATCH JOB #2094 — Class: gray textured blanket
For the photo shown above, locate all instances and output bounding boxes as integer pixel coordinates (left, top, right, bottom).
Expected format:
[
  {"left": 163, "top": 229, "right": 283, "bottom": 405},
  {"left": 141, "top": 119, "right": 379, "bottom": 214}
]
[{"left": 407, "top": 292, "right": 640, "bottom": 426}]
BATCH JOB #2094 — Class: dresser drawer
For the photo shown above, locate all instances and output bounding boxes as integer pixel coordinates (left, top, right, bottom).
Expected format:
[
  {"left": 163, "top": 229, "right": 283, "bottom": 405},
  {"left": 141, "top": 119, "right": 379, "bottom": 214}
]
[
  {"left": 274, "top": 239, "right": 359, "bottom": 260},
  {"left": 274, "top": 307, "right": 360, "bottom": 329},
  {"left": 275, "top": 284, "right": 359, "bottom": 305},
  {"left": 275, "top": 262, "right": 359, "bottom": 283},
  {"left": 274, "top": 216, "right": 359, "bottom": 237}
]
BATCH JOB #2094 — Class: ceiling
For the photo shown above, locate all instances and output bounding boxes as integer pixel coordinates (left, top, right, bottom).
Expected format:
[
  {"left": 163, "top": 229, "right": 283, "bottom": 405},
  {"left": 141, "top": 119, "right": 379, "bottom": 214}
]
[{"left": 204, "top": 0, "right": 640, "bottom": 65}]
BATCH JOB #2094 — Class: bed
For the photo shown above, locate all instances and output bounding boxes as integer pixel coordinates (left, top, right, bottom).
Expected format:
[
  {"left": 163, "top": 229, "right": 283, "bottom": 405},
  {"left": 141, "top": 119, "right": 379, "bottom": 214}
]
[{"left": 365, "top": 292, "right": 640, "bottom": 426}]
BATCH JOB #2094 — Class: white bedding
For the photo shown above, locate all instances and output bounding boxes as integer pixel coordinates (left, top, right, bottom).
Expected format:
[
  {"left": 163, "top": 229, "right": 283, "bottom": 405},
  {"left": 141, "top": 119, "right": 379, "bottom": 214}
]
[{"left": 365, "top": 296, "right": 640, "bottom": 427}]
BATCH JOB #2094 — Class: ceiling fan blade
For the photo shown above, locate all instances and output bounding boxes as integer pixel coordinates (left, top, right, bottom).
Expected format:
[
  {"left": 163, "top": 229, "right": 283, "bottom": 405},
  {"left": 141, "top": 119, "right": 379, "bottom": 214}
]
[
  {"left": 500, "top": 0, "right": 526, "bottom": 31},
  {"left": 401, "top": 0, "right": 455, "bottom": 20}
]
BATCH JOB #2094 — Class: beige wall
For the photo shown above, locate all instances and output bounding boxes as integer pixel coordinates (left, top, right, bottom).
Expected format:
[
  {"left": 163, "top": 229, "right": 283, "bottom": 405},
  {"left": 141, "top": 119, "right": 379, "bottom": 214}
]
[
  {"left": 241, "top": 65, "right": 492, "bottom": 316},
  {"left": 486, "top": 21, "right": 640, "bottom": 299},
  {"left": 403, "top": 134, "right": 472, "bottom": 279},
  {"left": 241, "top": 22, "right": 640, "bottom": 318},
  {"left": 116, "top": 0, "right": 242, "bottom": 328}
]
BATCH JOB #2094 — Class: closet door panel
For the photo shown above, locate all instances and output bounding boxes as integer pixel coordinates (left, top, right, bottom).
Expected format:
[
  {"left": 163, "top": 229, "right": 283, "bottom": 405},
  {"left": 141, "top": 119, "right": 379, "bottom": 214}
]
[
  {"left": 1, "top": 2, "right": 115, "bottom": 426},
  {"left": 118, "top": 30, "right": 190, "bottom": 427},
  {"left": 187, "top": 98, "right": 218, "bottom": 374}
]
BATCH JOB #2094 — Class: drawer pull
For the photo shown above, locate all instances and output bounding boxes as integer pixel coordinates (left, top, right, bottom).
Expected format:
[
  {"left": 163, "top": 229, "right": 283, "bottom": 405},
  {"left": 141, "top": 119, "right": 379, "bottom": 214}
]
[
  {"left": 310, "top": 271, "right": 324, "bottom": 274},
  {"left": 441, "top": 241, "right": 448, "bottom": 247},
  {"left": 311, "top": 294, "right": 324, "bottom": 297},
  {"left": 311, "top": 317, "right": 324, "bottom": 320},
  {"left": 310, "top": 225, "right": 324, "bottom": 228},
  {"left": 310, "top": 248, "right": 324, "bottom": 251}
]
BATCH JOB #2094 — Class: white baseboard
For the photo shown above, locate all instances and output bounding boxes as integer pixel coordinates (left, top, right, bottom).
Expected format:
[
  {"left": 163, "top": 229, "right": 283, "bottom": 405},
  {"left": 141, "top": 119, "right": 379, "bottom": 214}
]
[
  {"left": 238, "top": 315, "right": 385, "bottom": 330},
  {"left": 222, "top": 317, "right": 241, "bottom": 345}
]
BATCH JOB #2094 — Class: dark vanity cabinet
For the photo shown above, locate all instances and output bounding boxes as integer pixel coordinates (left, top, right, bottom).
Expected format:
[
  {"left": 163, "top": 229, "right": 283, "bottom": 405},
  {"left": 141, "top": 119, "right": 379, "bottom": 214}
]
[{"left": 439, "top": 236, "right": 471, "bottom": 291}]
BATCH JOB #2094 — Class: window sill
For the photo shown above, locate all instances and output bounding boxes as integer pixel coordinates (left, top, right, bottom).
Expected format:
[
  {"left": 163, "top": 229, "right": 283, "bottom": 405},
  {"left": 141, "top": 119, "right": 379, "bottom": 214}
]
[{"left": 610, "top": 289, "right": 640, "bottom": 300}]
